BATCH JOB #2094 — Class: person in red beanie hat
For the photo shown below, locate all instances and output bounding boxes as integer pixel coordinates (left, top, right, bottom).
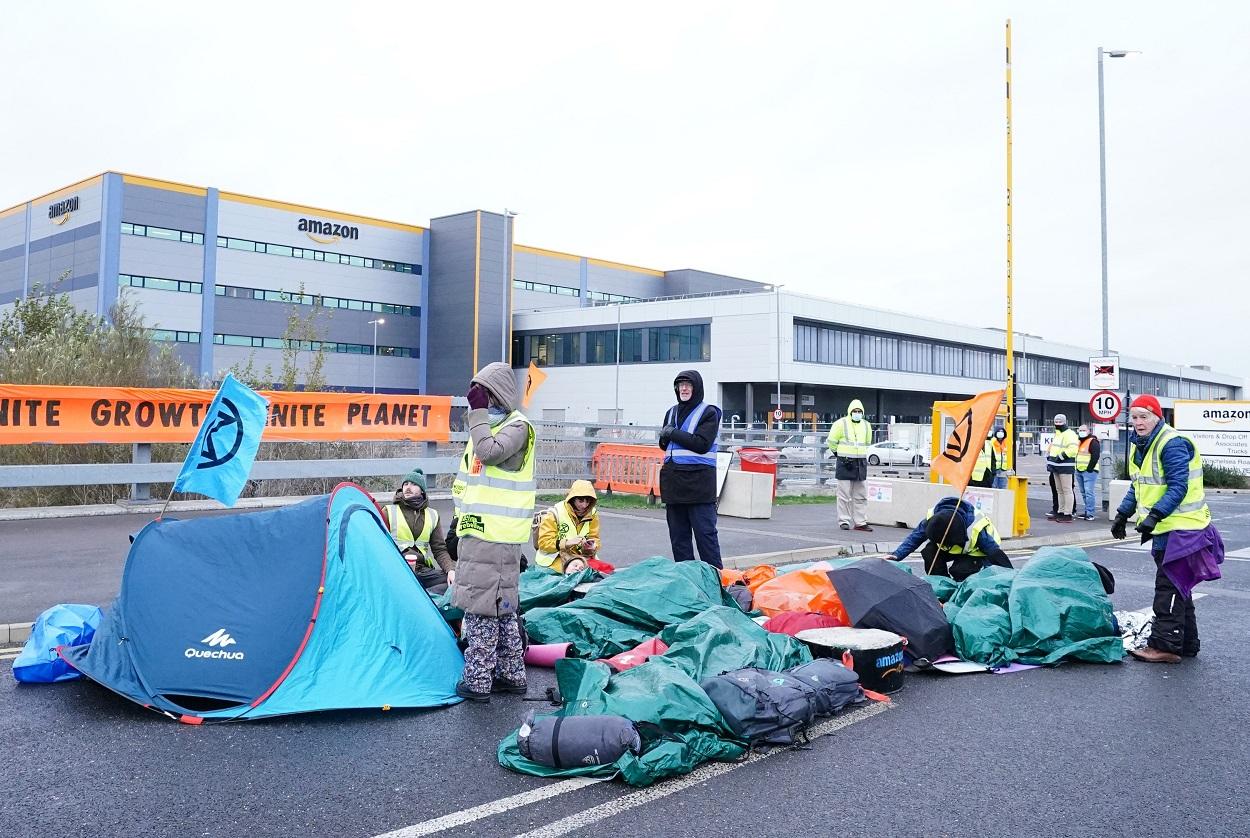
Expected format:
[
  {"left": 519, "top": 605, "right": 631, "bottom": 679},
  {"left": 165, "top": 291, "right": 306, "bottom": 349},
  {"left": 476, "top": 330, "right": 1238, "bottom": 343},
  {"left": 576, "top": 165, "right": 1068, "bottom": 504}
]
[
  {"left": 1130, "top": 394, "right": 1164, "bottom": 420},
  {"left": 1111, "top": 392, "right": 1220, "bottom": 663}
]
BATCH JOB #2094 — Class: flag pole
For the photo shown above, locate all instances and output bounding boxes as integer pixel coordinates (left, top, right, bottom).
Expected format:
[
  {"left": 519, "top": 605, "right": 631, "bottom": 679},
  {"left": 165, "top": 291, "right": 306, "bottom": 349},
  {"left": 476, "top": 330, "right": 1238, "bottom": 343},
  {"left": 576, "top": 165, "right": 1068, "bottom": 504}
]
[
  {"left": 155, "top": 484, "right": 176, "bottom": 521},
  {"left": 927, "top": 485, "right": 969, "bottom": 576},
  {"left": 1004, "top": 18, "right": 1017, "bottom": 474}
]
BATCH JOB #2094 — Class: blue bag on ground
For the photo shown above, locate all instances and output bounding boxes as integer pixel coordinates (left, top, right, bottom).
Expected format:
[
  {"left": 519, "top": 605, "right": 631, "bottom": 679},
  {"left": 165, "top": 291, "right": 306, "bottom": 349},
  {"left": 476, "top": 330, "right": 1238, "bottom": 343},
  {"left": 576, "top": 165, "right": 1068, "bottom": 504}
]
[{"left": 13, "top": 604, "right": 103, "bottom": 683}]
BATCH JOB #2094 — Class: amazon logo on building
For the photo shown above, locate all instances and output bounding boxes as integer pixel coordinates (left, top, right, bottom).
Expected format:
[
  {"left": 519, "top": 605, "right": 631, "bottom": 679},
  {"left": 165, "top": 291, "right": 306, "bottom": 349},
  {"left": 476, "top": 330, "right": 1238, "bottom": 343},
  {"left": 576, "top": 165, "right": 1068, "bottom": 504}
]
[
  {"left": 297, "top": 217, "right": 359, "bottom": 244},
  {"left": 48, "top": 196, "right": 80, "bottom": 226}
]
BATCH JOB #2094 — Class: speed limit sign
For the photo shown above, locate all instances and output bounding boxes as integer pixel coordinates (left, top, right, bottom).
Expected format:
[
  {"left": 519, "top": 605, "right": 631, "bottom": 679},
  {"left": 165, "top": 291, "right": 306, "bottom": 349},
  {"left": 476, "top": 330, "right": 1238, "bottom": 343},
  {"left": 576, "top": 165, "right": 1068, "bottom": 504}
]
[
  {"left": 1089, "top": 390, "right": 1122, "bottom": 422},
  {"left": 773, "top": 408, "right": 784, "bottom": 421}
]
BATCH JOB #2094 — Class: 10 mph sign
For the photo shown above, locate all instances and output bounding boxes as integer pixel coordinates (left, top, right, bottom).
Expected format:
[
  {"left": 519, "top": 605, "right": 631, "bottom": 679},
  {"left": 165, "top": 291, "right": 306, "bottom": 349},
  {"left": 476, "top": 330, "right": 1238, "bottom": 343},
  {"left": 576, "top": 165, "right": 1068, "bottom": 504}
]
[{"left": 1089, "top": 390, "right": 1122, "bottom": 422}]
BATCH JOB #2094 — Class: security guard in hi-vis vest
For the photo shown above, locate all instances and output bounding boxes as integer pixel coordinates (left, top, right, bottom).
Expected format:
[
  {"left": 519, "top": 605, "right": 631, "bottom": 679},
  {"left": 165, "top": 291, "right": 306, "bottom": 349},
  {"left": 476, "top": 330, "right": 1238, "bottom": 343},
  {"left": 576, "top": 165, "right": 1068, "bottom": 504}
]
[
  {"left": 385, "top": 468, "right": 454, "bottom": 594},
  {"left": 451, "top": 362, "right": 536, "bottom": 701},
  {"left": 825, "top": 398, "right": 872, "bottom": 531},
  {"left": 1112, "top": 395, "right": 1222, "bottom": 664}
]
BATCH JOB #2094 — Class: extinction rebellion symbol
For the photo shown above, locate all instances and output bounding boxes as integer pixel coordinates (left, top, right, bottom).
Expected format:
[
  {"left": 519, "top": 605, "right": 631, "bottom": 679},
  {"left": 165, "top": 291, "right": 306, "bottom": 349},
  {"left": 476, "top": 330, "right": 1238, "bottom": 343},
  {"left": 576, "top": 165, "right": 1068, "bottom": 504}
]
[
  {"left": 942, "top": 409, "right": 974, "bottom": 463},
  {"left": 195, "top": 397, "right": 245, "bottom": 469}
]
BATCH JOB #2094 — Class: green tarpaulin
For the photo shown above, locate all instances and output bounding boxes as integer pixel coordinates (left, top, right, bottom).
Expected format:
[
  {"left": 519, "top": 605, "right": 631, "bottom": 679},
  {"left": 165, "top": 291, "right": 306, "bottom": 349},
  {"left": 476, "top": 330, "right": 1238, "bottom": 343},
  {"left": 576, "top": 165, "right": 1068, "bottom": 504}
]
[
  {"left": 944, "top": 547, "right": 1124, "bottom": 667},
  {"left": 523, "top": 557, "right": 740, "bottom": 658},
  {"left": 498, "top": 606, "right": 813, "bottom": 786}
]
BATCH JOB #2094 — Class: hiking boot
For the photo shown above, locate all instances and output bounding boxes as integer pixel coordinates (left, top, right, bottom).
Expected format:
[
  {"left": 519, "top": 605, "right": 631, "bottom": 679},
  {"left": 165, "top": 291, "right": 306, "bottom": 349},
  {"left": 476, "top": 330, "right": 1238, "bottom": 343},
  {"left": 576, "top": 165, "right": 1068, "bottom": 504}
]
[
  {"left": 853, "top": 524, "right": 873, "bottom": 532},
  {"left": 839, "top": 522, "right": 851, "bottom": 530},
  {"left": 1129, "top": 647, "right": 1181, "bottom": 664},
  {"left": 1056, "top": 514, "right": 1074, "bottom": 523},
  {"left": 491, "top": 678, "right": 528, "bottom": 695},
  {"left": 455, "top": 680, "right": 491, "bottom": 702}
]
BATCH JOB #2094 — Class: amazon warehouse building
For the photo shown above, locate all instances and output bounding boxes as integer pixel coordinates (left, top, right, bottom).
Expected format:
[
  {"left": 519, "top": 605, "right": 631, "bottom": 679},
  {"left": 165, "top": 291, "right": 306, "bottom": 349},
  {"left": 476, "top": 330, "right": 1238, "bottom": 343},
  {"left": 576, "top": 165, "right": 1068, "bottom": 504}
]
[{"left": 1, "top": 172, "right": 1243, "bottom": 431}]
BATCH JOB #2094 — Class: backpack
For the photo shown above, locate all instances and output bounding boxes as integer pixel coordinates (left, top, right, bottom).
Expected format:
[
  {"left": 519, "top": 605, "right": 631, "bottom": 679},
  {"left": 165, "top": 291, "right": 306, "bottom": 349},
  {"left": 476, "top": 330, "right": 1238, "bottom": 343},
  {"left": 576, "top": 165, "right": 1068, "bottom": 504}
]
[
  {"left": 787, "top": 659, "right": 863, "bottom": 717},
  {"left": 700, "top": 668, "right": 817, "bottom": 748}
]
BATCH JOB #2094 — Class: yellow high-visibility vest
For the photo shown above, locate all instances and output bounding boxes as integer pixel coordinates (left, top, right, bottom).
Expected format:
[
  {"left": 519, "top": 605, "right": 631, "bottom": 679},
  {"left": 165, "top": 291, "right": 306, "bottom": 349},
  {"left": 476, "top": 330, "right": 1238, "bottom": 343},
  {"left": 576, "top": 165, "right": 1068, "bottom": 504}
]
[
  {"left": 456, "top": 411, "right": 537, "bottom": 544},
  {"left": 971, "top": 440, "right": 993, "bottom": 481},
  {"left": 1129, "top": 424, "right": 1210, "bottom": 535},
  {"left": 924, "top": 504, "right": 1000, "bottom": 556},
  {"left": 826, "top": 416, "right": 871, "bottom": 458},
  {"left": 386, "top": 505, "right": 438, "bottom": 568}
]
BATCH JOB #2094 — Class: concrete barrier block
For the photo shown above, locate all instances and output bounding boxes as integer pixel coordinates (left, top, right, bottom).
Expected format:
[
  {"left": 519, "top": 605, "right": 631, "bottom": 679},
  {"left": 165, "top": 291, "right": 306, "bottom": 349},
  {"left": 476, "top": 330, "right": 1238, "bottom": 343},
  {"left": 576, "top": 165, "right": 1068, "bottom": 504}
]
[
  {"left": 1110, "top": 479, "right": 1131, "bottom": 520},
  {"left": 719, "top": 470, "right": 774, "bottom": 519},
  {"left": 864, "top": 478, "right": 1018, "bottom": 538}
]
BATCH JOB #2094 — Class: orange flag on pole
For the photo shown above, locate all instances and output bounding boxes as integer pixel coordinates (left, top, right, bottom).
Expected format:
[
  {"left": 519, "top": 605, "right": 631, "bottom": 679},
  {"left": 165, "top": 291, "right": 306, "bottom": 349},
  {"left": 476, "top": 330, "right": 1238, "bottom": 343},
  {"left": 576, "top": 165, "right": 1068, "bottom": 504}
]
[
  {"left": 523, "top": 361, "right": 548, "bottom": 409},
  {"left": 930, "top": 389, "right": 1005, "bottom": 494}
]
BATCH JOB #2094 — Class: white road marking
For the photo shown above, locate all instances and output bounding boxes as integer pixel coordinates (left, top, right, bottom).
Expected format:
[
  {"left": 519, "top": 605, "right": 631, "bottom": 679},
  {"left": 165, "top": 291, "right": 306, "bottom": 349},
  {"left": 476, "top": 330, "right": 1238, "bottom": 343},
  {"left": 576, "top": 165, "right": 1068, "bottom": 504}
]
[
  {"left": 371, "top": 777, "right": 607, "bottom": 838},
  {"left": 1225, "top": 546, "right": 1250, "bottom": 559},
  {"left": 512, "top": 702, "right": 891, "bottom": 838}
]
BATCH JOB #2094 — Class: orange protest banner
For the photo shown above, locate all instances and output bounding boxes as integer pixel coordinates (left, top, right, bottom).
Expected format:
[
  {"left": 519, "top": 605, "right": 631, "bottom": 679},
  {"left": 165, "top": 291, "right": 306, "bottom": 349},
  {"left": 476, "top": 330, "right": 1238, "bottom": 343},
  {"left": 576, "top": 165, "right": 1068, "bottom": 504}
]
[
  {"left": 0, "top": 385, "right": 452, "bottom": 445},
  {"left": 930, "top": 389, "right": 1004, "bottom": 494},
  {"left": 522, "top": 361, "right": 548, "bottom": 409}
]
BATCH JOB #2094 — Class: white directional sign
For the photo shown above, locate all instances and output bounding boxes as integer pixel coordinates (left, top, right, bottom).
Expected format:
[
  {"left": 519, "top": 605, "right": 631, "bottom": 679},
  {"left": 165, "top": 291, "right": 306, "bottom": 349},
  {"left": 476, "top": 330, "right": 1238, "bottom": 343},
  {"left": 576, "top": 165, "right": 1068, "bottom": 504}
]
[
  {"left": 1089, "top": 356, "right": 1120, "bottom": 390},
  {"left": 1174, "top": 400, "right": 1250, "bottom": 477},
  {"left": 1089, "top": 390, "right": 1122, "bottom": 422}
]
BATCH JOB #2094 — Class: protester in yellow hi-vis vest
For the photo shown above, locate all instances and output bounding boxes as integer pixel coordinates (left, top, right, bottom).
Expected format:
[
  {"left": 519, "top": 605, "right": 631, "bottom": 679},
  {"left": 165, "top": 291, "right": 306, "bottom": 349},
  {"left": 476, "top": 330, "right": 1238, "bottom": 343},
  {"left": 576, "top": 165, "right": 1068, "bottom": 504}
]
[
  {"left": 970, "top": 436, "right": 996, "bottom": 488},
  {"left": 1045, "top": 413, "right": 1080, "bottom": 522},
  {"left": 385, "top": 468, "right": 455, "bottom": 594},
  {"left": 451, "top": 362, "right": 536, "bottom": 702},
  {"left": 825, "top": 399, "right": 872, "bottom": 531},
  {"left": 534, "top": 480, "right": 601, "bottom": 574},
  {"left": 888, "top": 497, "right": 1013, "bottom": 581},
  {"left": 1112, "top": 395, "right": 1223, "bottom": 664}
]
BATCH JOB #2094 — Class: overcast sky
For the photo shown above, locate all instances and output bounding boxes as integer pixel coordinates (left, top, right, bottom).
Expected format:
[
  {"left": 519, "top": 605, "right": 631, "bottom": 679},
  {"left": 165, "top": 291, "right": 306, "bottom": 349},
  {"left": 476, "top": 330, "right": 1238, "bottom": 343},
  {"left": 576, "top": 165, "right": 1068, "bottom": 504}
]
[{"left": 4, "top": 2, "right": 1247, "bottom": 380}]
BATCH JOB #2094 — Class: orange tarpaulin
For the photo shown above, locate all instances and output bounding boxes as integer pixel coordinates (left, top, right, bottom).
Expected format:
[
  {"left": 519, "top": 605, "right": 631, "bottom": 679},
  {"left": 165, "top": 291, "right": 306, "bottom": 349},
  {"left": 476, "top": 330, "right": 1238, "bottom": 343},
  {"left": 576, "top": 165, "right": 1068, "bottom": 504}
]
[
  {"left": 751, "top": 563, "right": 850, "bottom": 625},
  {"left": 720, "top": 565, "right": 778, "bottom": 592},
  {"left": 0, "top": 385, "right": 452, "bottom": 445},
  {"left": 930, "top": 389, "right": 1005, "bottom": 494}
]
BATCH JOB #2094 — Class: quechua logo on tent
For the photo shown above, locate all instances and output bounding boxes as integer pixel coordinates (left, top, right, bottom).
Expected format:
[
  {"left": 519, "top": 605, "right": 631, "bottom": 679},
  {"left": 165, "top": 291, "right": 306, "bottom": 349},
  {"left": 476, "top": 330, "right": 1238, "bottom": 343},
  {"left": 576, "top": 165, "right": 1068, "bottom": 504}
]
[{"left": 185, "top": 628, "right": 245, "bottom": 660}]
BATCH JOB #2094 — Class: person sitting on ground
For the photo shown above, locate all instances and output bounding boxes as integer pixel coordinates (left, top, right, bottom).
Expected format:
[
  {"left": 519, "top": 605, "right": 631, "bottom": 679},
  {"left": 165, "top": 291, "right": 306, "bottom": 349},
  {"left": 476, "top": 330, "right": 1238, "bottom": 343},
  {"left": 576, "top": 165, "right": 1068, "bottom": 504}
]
[
  {"left": 385, "top": 468, "right": 455, "bottom": 594},
  {"left": 533, "top": 480, "right": 601, "bottom": 574},
  {"left": 889, "top": 496, "right": 1013, "bottom": 582}
]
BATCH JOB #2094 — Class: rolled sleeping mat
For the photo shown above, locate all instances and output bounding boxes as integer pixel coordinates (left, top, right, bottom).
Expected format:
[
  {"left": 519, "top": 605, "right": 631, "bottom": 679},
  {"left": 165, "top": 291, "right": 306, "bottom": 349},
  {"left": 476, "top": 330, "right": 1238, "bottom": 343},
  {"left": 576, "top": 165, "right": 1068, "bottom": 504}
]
[{"left": 523, "top": 642, "right": 571, "bottom": 667}]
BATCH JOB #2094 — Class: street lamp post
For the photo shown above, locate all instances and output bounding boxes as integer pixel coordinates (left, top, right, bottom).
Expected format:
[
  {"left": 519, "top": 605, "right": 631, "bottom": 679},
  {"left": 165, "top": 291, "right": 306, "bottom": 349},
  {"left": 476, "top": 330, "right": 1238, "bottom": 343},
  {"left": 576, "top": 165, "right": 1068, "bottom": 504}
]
[
  {"left": 369, "top": 317, "right": 385, "bottom": 393},
  {"left": 1097, "top": 46, "right": 1138, "bottom": 509}
]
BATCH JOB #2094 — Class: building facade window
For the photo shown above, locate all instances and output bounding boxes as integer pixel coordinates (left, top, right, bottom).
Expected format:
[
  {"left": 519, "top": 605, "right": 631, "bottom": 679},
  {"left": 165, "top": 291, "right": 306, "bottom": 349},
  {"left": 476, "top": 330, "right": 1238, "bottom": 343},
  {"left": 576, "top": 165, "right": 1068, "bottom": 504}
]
[
  {"left": 212, "top": 334, "right": 417, "bottom": 357},
  {"left": 587, "top": 290, "right": 643, "bottom": 303},
  {"left": 121, "top": 222, "right": 204, "bottom": 245},
  {"left": 585, "top": 330, "right": 617, "bottom": 364},
  {"left": 149, "top": 329, "right": 201, "bottom": 343},
  {"left": 649, "top": 325, "right": 710, "bottom": 363},
  {"left": 511, "top": 325, "right": 695, "bottom": 368},
  {"left": 214, "top": 284, "right": 417, "bottom": 317},
  {"left": 215, "top": 236, "right": 420, "bottom": 275},
  {"left": 513, "top": 279, "right": 580, "bottom": 297},
  {"left": 120, "top": 274, "right": 203, "bottom": 294}
]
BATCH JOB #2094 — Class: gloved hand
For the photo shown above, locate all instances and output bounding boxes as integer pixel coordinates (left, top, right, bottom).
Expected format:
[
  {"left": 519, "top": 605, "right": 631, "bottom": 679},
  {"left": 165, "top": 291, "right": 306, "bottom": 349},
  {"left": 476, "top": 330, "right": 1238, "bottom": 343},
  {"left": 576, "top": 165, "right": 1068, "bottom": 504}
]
[
  {"left": 466, "top": 383, "right": 490, "bottom": 411},
  {"left": 1110, "top": 513, "right": 1128, "bottom": 540},
  {"left": 1136, "top": 511, "right": 1162, "bottom": 542},
  {"left": 659, "top": 425, "right": 675, "bottom": 447}
]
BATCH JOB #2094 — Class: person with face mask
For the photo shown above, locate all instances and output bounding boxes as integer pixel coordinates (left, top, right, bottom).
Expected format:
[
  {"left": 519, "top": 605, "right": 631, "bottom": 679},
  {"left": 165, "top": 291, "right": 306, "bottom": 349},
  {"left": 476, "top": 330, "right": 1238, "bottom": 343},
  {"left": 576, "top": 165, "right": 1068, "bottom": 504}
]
[
  {"left": 1074, "top": 424, "right": 1102, "bottom": 520},
  {"left": 1111, "top": 395, "right": 1222, "bottom": 663},
  {"left": 452, "top": 362, "right": 536, "bottom": 702},
  {"left": 386, "top": 468, "right": 455, "bottom": 594},
  {"left": 658, "top": 371, "right": 723, "bottom": 568},
  {"left": 825, "top": 399, "right": 872, "bottom": 531},
  {"left": 990, "top": 427, "right": 1010, "bottom": 489},
  {"left": 1045, "top": 413, "right": 1080, "bottom": 523}
]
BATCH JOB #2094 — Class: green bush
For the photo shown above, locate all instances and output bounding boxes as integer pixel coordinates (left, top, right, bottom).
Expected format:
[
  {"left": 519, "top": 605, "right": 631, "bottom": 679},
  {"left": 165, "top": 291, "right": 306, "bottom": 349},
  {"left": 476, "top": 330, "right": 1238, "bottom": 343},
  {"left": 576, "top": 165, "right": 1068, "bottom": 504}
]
[{"left": 1203, "top": 465, "right": 1249, "bottom": 490}]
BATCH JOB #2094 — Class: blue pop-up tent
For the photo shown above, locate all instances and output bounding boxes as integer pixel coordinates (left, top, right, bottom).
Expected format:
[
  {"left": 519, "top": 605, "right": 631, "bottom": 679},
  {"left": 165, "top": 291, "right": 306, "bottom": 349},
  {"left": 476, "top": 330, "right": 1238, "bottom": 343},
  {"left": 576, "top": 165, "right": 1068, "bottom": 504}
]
[{"left": 61, "top": 483, "right": 463, "bottom": 723}]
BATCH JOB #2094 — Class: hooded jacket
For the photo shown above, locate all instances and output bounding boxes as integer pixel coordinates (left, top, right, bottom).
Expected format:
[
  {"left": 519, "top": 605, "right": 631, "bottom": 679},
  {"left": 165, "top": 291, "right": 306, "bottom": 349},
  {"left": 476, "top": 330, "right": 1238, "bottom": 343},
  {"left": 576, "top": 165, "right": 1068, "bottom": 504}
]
[
  {"left": 826, "top": 399, "right": 871, "bottom": 482},
  {"left": 451, "top": 361, "right": 535, "bottom": 617},
  {"left": 535, "top": 480, "right": 601, "bottom": 572},
  {"left": 389, "top": 488, "right": 454, "bottom": 573},
  {"left": 891, "top": 497, "right": 1012, "bottom": 580},
  {"left": 657, "top": 370, "right": 721, "bottom": 504}
]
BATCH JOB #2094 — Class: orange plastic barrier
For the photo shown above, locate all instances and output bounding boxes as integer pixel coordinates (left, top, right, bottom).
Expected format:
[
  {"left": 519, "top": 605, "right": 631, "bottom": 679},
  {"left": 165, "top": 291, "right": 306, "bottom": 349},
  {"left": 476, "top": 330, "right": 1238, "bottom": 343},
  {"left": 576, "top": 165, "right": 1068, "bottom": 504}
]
[{"left": 592, "top": 443, "right": 664, "bottom": 497}]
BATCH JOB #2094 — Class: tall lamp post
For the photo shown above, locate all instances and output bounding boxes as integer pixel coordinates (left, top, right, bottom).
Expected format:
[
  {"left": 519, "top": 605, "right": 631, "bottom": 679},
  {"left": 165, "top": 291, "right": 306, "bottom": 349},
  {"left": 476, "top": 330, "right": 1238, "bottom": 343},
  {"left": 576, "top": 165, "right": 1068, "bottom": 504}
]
[
  {"left": 369, "top": 317, "right": 385, "bottom": 393},
  {"left": 1097, "top": 46, "right": 1138, "bottom": 509}
]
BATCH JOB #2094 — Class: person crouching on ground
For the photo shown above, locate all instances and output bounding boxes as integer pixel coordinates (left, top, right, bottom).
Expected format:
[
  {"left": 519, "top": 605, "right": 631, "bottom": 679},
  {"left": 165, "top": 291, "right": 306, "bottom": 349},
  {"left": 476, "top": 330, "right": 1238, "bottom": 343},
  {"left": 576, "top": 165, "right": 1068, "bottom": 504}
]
[
  {"left": 889, "top": 496, "right": 1013, "bottom": 581},
  {"left": 452, "top": 361, "right": 536, "bottom": 702},
  {"left": 534, "top": 480, "right": 601, "bottom": 574},
  {"left": 385, "top": 467, "right": 455, "bottom": 594}
]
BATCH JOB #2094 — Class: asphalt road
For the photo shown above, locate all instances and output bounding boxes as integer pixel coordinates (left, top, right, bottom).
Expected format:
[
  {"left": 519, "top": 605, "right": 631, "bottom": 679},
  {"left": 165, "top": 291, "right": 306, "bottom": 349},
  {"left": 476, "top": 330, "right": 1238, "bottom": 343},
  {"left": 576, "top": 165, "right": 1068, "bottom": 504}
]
[{"left": 3, "top": 497, "right": 1248, "bottom": 837}]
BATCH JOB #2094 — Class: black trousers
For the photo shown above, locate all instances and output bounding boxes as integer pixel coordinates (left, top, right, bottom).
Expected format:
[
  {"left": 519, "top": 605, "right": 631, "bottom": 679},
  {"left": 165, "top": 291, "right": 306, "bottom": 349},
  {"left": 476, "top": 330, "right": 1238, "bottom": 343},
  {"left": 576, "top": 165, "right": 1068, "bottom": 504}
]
[
  {"left": 1148, "top": 543, "right": 1199, "bottom": 655},
  {"left": 666, "top": 502, "right": 723, "bottom": 569}
]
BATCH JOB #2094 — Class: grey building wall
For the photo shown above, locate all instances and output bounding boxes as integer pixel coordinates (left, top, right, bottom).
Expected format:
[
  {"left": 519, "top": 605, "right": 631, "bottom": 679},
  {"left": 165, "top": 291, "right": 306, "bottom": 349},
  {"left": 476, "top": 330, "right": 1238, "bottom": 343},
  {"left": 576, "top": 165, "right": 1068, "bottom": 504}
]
[
  {"left": 427, "top": 211, "right": 513, "bottom": 396},
  {"left": 121, "top": 184, "right": 207, "bottom": 232},
  {"left": 211, "top": 296, "right": 421, "bottom": 351},
  {"left": 663, "top": 269, "right": 766, "bottom": 296},
  {"left": 585, "top": 262, "right": 668, "bottom": 299},
  {"left": 24, "top": 224, "right": 101, "bottom": 299}
]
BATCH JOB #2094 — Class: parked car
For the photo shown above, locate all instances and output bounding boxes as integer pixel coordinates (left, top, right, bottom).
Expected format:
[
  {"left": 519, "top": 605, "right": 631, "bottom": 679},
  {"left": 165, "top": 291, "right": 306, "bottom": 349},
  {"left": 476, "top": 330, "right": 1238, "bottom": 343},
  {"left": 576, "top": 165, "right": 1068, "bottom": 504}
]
[{"left": 866, "top": 441, "right": 930, "bottom": 467}]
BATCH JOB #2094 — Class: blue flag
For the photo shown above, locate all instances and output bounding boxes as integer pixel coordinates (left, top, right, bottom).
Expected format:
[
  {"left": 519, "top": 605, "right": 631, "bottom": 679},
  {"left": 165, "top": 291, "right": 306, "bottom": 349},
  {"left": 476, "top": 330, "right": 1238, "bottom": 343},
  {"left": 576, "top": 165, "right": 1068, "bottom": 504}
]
[{"left": 173, "top": 374, "right": 269, "bottom": 506}]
